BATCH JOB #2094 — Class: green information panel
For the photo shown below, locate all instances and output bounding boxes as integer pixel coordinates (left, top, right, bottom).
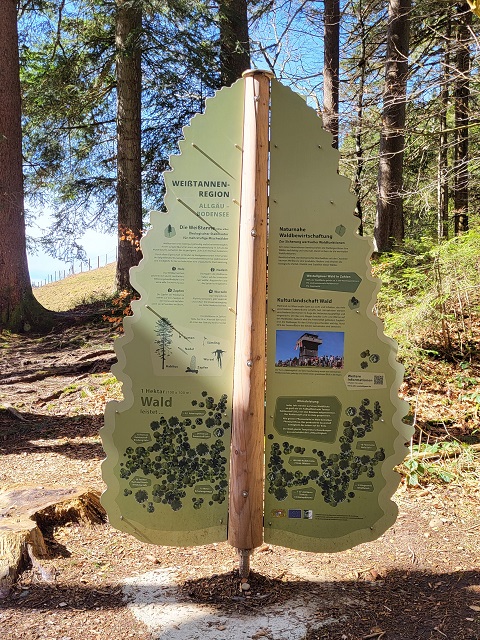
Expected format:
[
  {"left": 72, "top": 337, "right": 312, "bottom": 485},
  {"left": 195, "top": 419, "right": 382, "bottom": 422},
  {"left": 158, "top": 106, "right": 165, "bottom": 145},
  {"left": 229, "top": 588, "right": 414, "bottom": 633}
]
[
  {"left": 264, "top": 80, "right": 411, "bottom": 552},
  {"left": 101, "top": 81, "right": 244, "bottom": 545}
]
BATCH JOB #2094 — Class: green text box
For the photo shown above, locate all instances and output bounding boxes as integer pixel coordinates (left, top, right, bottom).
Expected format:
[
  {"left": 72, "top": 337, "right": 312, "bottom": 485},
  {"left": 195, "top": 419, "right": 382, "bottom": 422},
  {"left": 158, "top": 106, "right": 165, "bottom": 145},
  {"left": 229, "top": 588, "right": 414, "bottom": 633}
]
[
  {"left": 274, "top": 396, "right": 341, "bottom": 443},
  {"left": 300, "top": 272, "right": 362, "bottom": 293}
]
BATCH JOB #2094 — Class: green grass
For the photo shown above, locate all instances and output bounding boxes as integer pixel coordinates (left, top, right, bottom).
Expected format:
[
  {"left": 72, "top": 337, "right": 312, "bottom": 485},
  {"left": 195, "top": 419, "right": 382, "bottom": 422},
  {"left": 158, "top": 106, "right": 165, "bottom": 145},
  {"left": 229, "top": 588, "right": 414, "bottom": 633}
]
[{"left": 33, "top": 263, "right": 116, "bottom": 311}]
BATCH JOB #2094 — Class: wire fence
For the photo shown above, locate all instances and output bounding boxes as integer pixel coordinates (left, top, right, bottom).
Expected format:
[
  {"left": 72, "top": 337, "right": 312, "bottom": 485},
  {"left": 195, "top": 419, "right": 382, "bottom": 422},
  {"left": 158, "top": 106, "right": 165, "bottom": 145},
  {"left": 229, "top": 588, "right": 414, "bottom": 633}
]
[{"left": 31, "top": 249, "right": 118, "bottom": 288}]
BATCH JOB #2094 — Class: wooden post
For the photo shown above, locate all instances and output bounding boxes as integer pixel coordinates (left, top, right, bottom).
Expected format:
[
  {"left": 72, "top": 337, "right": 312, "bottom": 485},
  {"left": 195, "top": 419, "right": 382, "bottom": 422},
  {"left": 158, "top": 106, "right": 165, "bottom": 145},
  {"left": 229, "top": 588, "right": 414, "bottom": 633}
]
[{"left": 228, "top": 70, "right": 272, "bottom": 577}]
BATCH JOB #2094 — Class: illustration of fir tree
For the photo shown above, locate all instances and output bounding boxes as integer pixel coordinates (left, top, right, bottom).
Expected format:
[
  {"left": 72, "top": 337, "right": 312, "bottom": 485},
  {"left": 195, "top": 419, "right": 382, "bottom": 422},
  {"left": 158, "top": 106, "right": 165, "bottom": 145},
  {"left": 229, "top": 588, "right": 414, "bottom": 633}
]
[{"left": 154, "top": 318, "right": 173, "bottom": 369}]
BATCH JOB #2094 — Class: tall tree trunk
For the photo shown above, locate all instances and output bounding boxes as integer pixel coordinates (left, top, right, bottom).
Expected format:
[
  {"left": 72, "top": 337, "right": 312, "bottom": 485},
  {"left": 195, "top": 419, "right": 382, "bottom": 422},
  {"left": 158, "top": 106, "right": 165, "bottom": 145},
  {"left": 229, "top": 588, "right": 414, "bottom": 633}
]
[
  {"left": 438, "top": 18, "right": 451, "bottom": 240},
  {"left": 0, "top": 0, "right": 51, "bottom": 332},
  {"left": 115, "top": 0, "right": 143, "bottom": 292},
  {"left": 374, "top": 0, "right": 411, "bottom": 252},
  {"left": 218, "top": 0, "right": 250, "bottom": 86},
  {"left": 353, "top": 0, "right": 367, "bottom": 235},
  {"left": 453, "top": 3, "right": 471, "bottom": 235},
  {"left": 323, "top": 0, "right": 340, "bottom": 148}
]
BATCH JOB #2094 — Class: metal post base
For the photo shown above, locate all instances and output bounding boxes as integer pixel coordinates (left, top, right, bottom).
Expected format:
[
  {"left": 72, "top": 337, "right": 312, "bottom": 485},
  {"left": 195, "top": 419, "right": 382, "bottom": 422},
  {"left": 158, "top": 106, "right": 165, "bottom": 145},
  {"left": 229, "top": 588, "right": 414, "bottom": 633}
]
[{"left": 237, "top": 548, "right": 252, "bottom": 579}]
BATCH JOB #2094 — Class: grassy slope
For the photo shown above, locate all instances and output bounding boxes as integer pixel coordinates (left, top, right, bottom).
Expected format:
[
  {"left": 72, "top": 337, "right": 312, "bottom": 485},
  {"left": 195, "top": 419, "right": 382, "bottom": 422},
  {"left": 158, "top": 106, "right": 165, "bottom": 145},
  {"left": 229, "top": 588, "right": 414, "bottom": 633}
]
[{"left": 33, "top": 263, "right": 116, "bottom": 311}]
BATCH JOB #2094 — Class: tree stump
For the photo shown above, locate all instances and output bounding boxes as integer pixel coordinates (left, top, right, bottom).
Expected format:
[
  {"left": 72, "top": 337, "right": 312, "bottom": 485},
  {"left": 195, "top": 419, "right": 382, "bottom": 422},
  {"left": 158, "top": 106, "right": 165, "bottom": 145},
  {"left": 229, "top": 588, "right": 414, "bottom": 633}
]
[{"left": 0, "top": 485, "right": 105, "bottom": 596}]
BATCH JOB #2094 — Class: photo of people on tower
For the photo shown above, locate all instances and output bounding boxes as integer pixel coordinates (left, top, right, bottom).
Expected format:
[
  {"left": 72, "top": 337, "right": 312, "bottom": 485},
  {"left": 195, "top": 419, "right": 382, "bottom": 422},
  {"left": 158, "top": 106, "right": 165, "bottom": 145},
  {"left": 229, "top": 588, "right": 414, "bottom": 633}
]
[{"left": 275, "top": 330, "right": 344, "bottom": 369}]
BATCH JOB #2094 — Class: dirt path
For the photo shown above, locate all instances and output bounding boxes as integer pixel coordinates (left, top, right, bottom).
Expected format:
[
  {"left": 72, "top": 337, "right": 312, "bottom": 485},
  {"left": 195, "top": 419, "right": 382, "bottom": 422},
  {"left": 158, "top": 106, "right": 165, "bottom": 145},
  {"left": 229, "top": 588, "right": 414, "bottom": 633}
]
[{"left": 1, "top": 320, "right": 479, "bottom": 639}]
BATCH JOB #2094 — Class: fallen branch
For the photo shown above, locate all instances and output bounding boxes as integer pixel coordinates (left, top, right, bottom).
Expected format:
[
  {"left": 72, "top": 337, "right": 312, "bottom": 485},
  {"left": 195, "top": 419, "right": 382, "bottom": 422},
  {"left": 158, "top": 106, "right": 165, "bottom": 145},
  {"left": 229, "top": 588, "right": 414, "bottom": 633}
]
[
  {"left": 77, "top": 349, "right": 113, "bottom": 362},
  {"left": 0, "top": 405, "right": 28, "bottom": 421},
  {"left": 409, "top": 442, "right": 480, "bottom": 462}
]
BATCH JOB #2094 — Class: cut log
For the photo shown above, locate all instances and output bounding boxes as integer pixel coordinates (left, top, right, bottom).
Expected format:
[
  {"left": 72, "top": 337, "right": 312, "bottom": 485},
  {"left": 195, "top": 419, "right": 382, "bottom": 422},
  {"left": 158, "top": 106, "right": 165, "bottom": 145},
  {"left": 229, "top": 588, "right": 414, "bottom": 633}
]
[{"left": 0, "top": 485, "right": 105, "bottom": 596}]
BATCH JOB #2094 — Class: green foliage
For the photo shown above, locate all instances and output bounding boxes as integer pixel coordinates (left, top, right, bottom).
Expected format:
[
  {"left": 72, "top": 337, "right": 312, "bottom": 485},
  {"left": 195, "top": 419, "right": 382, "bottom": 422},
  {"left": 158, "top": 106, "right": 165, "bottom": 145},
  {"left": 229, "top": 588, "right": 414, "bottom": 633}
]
[
  {"left": 402, "top": 442, "right": 456, "bottom": 486},
  {"left": 400, "top": 438, "right": 480, "bottom": 487},
  {"left": 374, "top": 228, "right": 480, "bottom": 364},
  {"left": 19, "top": 0, "right": 220, "bottom": 261}
]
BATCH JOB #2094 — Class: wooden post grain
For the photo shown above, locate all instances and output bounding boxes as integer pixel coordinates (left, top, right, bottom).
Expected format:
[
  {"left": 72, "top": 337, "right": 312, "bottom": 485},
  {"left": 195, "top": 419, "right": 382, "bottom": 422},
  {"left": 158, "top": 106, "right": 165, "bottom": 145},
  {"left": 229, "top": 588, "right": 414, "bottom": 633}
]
[{"left": 228, "top": 70, "right": 271, "bottom": 568}]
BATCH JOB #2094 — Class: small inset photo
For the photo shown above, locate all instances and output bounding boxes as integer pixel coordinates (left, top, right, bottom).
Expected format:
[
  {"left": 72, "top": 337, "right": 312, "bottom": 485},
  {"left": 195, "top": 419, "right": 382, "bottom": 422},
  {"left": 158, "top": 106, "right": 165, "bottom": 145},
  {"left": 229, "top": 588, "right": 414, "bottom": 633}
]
[{"left": 275, "top": 330, "right": 344, "bottom": 369}]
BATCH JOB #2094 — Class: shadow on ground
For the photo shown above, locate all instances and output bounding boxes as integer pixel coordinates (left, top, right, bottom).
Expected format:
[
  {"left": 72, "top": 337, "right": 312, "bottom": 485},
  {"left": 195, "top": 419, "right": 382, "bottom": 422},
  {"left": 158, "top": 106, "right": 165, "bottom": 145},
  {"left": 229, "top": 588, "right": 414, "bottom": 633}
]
[
  {"left": 0, "top": 412, "right": 104, "bottom": 459},
  {"left": 5, "top": 568, "right": 476, "bottom": 639}
]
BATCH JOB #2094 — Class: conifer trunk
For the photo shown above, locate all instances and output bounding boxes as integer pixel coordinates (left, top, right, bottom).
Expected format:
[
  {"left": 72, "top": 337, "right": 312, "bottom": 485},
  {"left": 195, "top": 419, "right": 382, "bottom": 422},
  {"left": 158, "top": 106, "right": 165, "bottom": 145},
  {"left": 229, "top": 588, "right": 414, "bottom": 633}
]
[
  {"left": 353, "top": 0, "right": 367, "bottom": 235},
  {"left": 0, "top": 0, "right": 51, "bottom": 332},
  {"left": 453, "top": 3, "right": 471, "bottom": 235},
  {"left": 438, "top": 19, "right": 451, "bottom": 240},
  {"left": 115, "top": 0, "right": 143, "bottom": 292},
  {"left": 323, "top": 0, "right": 340, "bottom": 148},
  {"left": 374, "top": 0, "right": 411, "bottom": 252},
  {"left": 218, "top": 0, "right": 251, "bottom": 86}
]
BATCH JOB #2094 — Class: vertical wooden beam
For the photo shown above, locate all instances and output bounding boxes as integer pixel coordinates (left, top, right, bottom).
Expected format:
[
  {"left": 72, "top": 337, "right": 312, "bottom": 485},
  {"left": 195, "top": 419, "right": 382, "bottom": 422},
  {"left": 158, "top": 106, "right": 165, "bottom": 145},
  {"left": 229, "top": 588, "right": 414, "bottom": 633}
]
[{"left": 228, "top": 70, "right": 271, "bottom": 570}]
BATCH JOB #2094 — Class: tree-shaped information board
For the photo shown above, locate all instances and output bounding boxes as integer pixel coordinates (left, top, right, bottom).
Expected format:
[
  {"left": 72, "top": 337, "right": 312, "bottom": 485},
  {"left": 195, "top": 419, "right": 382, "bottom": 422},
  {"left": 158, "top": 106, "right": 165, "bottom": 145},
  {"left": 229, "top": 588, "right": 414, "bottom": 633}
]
[
  {"left": 102, "top": 72, "right": 411, "bottom": 572},
  {"left": 264, "top": 81, "right": 409, "bottom": 551},
  {"left": 102, "top": 80, "right": 244, "bottom": 546}
]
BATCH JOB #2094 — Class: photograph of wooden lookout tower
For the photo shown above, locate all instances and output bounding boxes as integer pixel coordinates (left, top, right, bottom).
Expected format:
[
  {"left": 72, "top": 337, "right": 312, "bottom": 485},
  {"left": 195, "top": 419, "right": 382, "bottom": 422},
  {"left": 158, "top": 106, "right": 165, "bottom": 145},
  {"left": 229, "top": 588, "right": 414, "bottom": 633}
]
[
  {"left": 295, "top": 332, "right": 323, "bottom": 363},
  {"left": 275, "top": 330, "right": 345, "bottom": 368}
]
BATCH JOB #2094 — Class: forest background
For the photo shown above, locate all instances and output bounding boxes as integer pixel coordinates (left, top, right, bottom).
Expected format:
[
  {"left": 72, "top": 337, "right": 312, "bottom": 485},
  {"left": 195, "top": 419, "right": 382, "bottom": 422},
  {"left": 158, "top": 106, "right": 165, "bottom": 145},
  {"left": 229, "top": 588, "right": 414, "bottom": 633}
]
[
  {"left": 1, "top": 4, "right": 480, "bottom": 631},
  {"left": 1, "top": 0, "right": 480, "bottom": 331},
  {"left": 0, "top": 0, "right": 479, "bottom": 378}
]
